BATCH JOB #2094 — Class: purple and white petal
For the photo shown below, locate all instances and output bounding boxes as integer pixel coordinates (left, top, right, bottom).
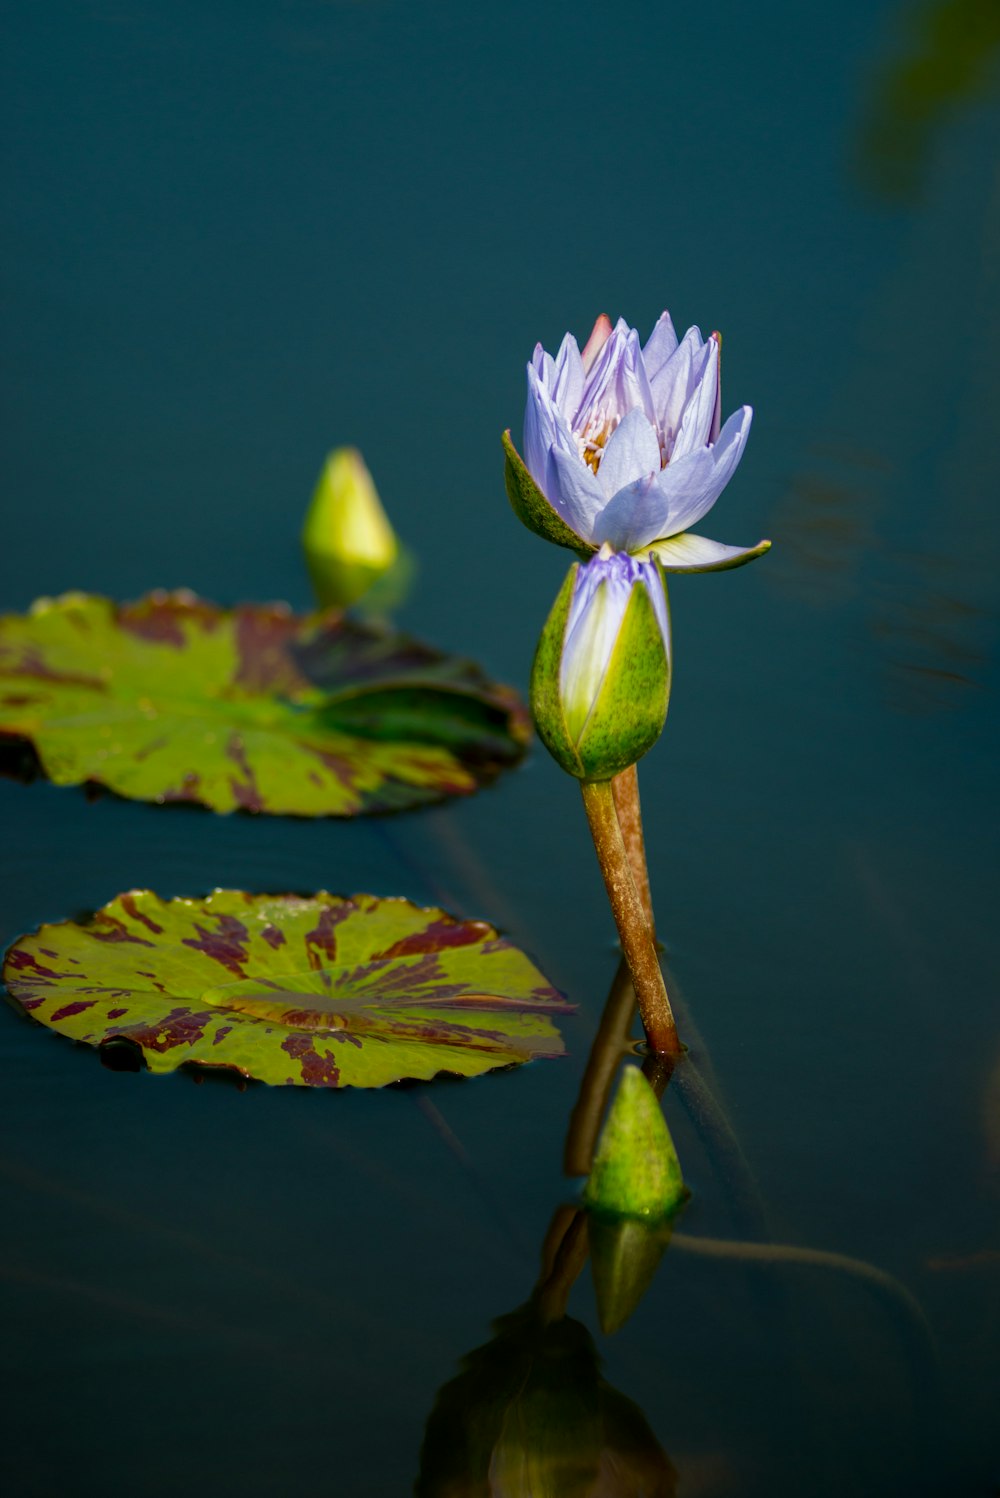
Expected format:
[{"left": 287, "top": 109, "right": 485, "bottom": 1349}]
[
  {"left": 596, "top": 407, "right": 661, "bottom": 500},
  {"left": 642, "top": 531, "right": 771, "bottom": 572},
  {"left": 642, "top": 311, "right": 679, "bottom": 383},
  {"left": 531, "top": 343, "right": 554, "bottom": 389},
  {"left": 589, "top": 470, "right": 672, "bottom": 553},
  {"left": 648, "top": 326, "right": 709, "bottom": 451},
  {"left": 708, "top": 332, "right": 722, "bottom": 443},
  {"left": 575, "top": 324, "right": 630, "bottom": 434},
  {"left": 551, "top": 333, "right": 584, "bottom": 421},
  {"left": 634, "top": 405, "right": 753, "bottom": 549},
  {"left": 618, "top": 327, "right": 657, "bottom": 427},
  {"left": 524, "top": 363, "right": 567, "bottom": 485},
  {"left": 670, "top": 337, "right": 720, "bottom": 462},
  {"left": 548, "top": 444, "right": 607, "bottom": 541}
]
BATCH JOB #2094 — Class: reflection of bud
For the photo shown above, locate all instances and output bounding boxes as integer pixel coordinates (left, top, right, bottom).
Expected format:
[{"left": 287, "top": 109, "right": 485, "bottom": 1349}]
[
  {"left": 302, "top": 448, "right": 399, "bottom": 609},
  {"left": 588, "top": 1215, "right": 671, "bottom": 1336},
  {"left": 530, "top": 545, "right": 670, "bottom": 781},
  {"left": 416, "top": 1302, "right": 676, "bottom": 1497}
]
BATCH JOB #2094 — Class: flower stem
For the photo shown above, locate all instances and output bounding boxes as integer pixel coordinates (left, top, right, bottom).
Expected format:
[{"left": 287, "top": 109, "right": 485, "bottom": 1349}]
[
  {"left": 611, "top": 765, "right": 655, "bottom": 939},
  {"left": 580, "top": 779, "right": 680, "bottom": 1057}
]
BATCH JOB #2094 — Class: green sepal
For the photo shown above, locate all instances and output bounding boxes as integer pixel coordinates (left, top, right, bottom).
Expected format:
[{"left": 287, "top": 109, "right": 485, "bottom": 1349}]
[
  {"left": 529, "top": 565, "right": 584, "bottom": 777},
  {"left": 502, "top": 431, "right": 597, "bottom": 556},
  {"left": 576, "top": 581, "right": 670, "bottom": 781},
  {"left": 587, "top": 1215, "right": 671, "bottom": 1335},
  {"left": 583, "top": 1065, "right": 687, "bottom": 1221}
]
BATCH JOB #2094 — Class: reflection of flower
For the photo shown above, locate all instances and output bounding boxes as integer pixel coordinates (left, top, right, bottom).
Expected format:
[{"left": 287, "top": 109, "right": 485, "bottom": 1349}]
[
  {"left": 505, "top": 312, "right": 769, "bottom": 572},
  {"left": 416, "top": 1302, "right": 676, "bottom": 1497},
  {"left": 531, "top": 547, "right": 670, "bottom": 781}
]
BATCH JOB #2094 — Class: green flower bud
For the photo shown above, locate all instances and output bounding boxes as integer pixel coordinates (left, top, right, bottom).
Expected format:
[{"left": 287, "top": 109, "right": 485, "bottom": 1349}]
[
  {"left": 302, "top": 448, "right": 399, "bottom": 609},
  {"left": 530, "top": 545, "right": 671, "bottom": 781},
  {"left": 584, "top": 1066, "right": 688, "bottom": 1333},
  {"left": 584, "top": 1064, "right": 687, "bottom": 1222}
]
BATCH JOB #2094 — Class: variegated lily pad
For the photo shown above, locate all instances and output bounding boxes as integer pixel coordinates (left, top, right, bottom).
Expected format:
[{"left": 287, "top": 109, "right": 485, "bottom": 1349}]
[
  {"left": 0, "top": 591, "right": 529, "bottom": 815},
  {"left": 2, "top": 890, "right": 570, "bottom": 1088}
]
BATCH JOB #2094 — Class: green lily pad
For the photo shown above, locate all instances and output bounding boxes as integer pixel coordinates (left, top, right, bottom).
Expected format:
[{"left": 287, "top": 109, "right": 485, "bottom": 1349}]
[
  {"left": 2, "top": 889, "right": 571, "bottom": 1088},
  {"left": 0, "top": 591, "right": 530, "bottom": 816}
]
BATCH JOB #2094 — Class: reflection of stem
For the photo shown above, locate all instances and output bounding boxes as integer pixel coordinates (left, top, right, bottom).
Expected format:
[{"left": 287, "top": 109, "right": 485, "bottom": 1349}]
[
  {"left": 580, "top": 779, "right": 680, "bottom": 1057},
  {"left": 536, "top": 1208, "right": 590, "bottom": 1325},
  {"left": 563, "top": 957, "right": 637, "bottom": 1177},
  {"left": 669, "top": 1231, "right": 937, "bottom": 1367},
  {"left": 611, "top": 766, "right": 655, "bottom": 938}
]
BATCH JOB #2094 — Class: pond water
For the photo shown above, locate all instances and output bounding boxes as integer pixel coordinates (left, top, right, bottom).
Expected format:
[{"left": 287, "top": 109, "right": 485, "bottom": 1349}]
[{"left": 2, "top": 2, "right": 999, "bottom": 1494}]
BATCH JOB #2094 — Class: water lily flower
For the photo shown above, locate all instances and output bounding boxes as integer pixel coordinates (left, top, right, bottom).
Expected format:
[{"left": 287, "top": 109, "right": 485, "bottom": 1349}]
[
  {"left": 531, "top": 545, "right": 670, "bottom": 781},
  {"left": 504, "top": 311, "right": 770, "bottom": 572}
]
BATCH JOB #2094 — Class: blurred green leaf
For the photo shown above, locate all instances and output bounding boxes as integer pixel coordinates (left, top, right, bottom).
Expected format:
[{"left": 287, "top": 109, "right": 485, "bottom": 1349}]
[{"left": 0, "top": 591, "right": 529, "bottom": 816}]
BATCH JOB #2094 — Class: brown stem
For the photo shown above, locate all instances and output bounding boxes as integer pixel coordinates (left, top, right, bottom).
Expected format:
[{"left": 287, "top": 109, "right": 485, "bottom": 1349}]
[
  {"left": 611, "top": 765, "right": 655, "bottom": 938},
  {"left": 580, "top": 779, "right": 680, "bottom": 1057}
]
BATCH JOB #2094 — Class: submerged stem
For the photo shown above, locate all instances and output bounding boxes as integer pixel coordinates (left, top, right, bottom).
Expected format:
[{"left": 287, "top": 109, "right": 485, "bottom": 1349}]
[{"left": 580, "top": 779, "right": 680, "bottom": 1057}]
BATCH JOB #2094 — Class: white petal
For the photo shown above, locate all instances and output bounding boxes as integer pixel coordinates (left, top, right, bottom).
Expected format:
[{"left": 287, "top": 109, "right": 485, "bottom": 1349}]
[
  {"left": 590, "top": 471, "right": 670, "bottom": 552},
  {"left": 653, "top": 406, "right": 754, "bottom": 543},
  {"left": 561, "top": 575, "right": 623, "bottom": 739},
  {"left": 640, "top": 532, "right": 771, "bottom": 572},
  {"left": 552, "top": 333, "right": 584, "bottom": 421},
  {"left": 649, "top": 326, "right": 707, "bottom": 448},
  {"left": 604, "top": 405, "right": 753, "bottom": 552},
  {"left": 642, "top": 311, "right": 679, "bottom": 381},
  {"left": 619, "top": 327, "right": 657, "bottom": 426},
  {"left": 670, "top": 337, "right": 719, "bottom": 461},
  {"left": 708, "top": 332, "right": 722, "bottom": 443},
  {"left": 596, "top": 407, "right": 661, "bottom": 500},
  {"left": 531, "top": 342, "right": 554, "bottom": 387},
  {"left": 524, "top": 364, "right": 563, "bottom": 483},
  {"left": 576, "top": 324, "right": 629, "bottom": 433},
  {"left": 549, "top": 445, "right": 607, "bottom": 542}
]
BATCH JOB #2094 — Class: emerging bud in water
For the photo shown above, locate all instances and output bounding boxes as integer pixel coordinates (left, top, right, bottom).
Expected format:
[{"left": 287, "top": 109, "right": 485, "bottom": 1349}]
[
  {"left": 583, "top": 1066, "right": 688, "bottom": 1333},
  {"left": 302, "top": 447, "right": 399, "bottom": 609},
  {"left": 530, "top": 544, "right": 671, "bottom": 781},
  {"left": 584, "top": 1065, "right": 686, "bottom": 1222}
]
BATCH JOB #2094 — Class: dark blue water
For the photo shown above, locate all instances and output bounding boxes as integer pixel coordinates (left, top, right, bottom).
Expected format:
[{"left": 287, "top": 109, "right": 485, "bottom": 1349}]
[{"left": 2, "top": 2, "right": 998, "bottom": 1493}]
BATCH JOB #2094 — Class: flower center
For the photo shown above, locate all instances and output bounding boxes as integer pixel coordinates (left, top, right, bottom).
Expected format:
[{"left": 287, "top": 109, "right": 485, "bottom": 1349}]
[
  {"left": 578, "top": 412, "right": 671, "bottom": 477},
  {"left": 578, "top": 415, "right": 619, "bottom": 475}
]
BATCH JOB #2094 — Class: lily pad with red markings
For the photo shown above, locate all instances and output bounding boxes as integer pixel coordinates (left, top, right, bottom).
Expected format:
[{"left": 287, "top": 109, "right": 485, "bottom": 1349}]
[
  {"left": 2, "top": 890, "right": 571, "bottom": 1087},
  {"left": 0, "top": 591, "right": 530, "bottom": 815}
]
